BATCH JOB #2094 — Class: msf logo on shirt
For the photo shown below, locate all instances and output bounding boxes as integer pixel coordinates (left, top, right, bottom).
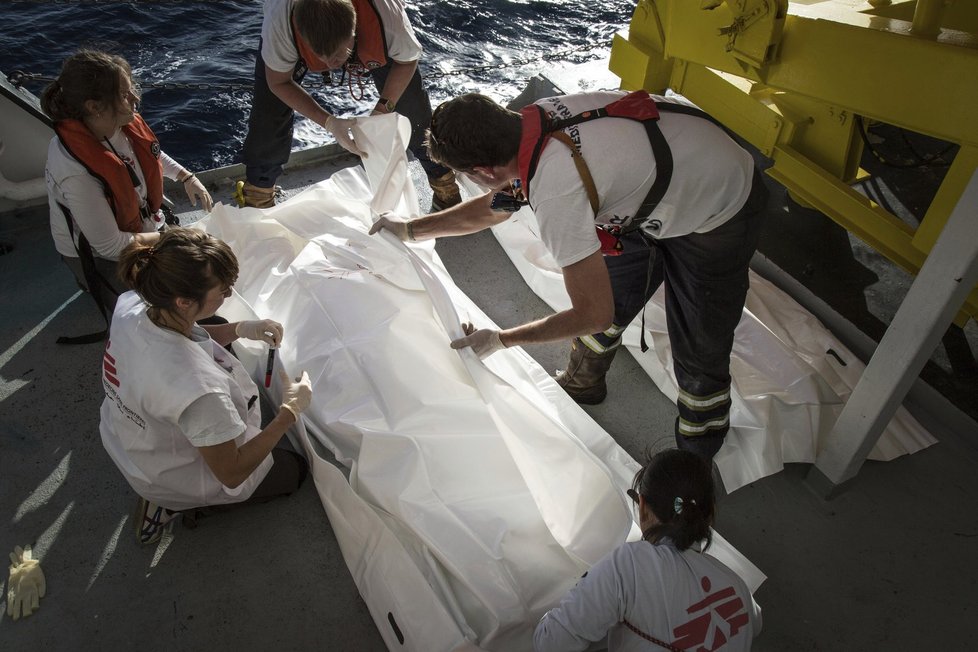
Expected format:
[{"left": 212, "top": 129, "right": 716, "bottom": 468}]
[
  {"left": 103, "top": 341, "right": 146, "bottom": 430},
  {"left": 671, "top": 576, "right": 749, "bottom": 651},
  {"left": 103, "top": 341, "right": 120, "bottom": 389}
]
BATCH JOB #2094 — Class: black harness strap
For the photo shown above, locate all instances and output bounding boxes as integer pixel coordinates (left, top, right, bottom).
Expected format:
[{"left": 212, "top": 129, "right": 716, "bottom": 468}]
[
  {"left": 546, "top": 106, "right": 673, "bottom": 231},
  {"left": 56, "top": 201, "right": 115, "bottom": 345},
  {"left": 544, "top": 100, "right": 724, "bottom": 352},
  {"left": 548, "top": 100, "right": 723, "bottom": 231}
]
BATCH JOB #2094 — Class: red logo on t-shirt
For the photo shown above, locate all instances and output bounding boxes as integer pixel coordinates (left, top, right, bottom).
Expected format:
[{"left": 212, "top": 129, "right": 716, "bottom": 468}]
[
  {"left": 103, "top": 341, "right": 119, "bottom": 387},
  {"left": 671, "top": 576, "right": 749, "bottom": 651}
]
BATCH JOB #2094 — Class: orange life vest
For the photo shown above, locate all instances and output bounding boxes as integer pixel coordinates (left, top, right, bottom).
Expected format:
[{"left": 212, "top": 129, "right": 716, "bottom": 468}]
[
  {"left": 291, "top": 0, "right": 388, "bottom": 74},
  {"left": 54, "top": 115, "right": 163, "bottom": 233}
]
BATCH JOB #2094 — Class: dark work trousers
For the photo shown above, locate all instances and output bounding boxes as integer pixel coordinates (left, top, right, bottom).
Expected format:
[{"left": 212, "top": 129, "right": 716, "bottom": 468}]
[
  {"left": 591, "top": 168, "right": 769, "bottom": 459},
  {"left": 179, "top": 446, "right": 309, "bottom": 528},
  {"left": 242, "top": 41, "right": 448, "bottom": 187},
  {"left": 238, "top": 445, "right": 309, "bottom": 504}
]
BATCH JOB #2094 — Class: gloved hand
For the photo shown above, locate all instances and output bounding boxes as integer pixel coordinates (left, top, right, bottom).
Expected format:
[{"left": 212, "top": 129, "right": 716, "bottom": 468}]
[
  {"left": 323, "top": 115, "right": 367, "bottom": 158},
  {"left": 235, "top": 320, "right": 284, "bottom": 348},
  {"left": 279, "top": 369, "right": 312, "bottom": 421},
  {"left": 450, "top": 323, "right": 506, "bottom": 360},
  {"left": 367, "top": 211, "right": 414, "bottom": 241},
  {"left": 184, "top": 175, "right": 214, "bottom": 213},
  {"left": 7, "top": 545, "right": 45, "bottom": 620}
]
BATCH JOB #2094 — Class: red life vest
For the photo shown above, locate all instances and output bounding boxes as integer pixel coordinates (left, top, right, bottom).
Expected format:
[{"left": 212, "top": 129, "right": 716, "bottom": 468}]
[
  {"left": 516, "top": 91, "right": 669, "bottom": 255},
  {"left": 517, "top": 90, "right": 661, "bottom": 202},
  {"left": 291, "top": 0, "right": 388, "bottom": 74},
  {"left": 54, "top": 115, "right": 163, "bottom": 234}
]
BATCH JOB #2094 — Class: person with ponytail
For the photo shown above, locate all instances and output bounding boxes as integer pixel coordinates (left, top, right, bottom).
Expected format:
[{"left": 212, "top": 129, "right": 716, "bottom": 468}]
[
  {"left": 534, "top": 449, "right": 761, "bottom": 651},
  {"left": 102, "top": 228, "right": 311, "bottom": 546},
  {"left": 42, "top": 50, "right": 213, "bottom": 314}
]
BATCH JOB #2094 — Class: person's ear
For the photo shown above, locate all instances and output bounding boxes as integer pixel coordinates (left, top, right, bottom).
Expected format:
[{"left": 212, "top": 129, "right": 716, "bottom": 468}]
[
  {"left": 174, "top": 296, "right": 196, "bottom": 311},
  {"left": 638, "top": 495, "right": 658, "bottom": 527},
  {"left": 83, "top": 99, "right": 103, "bottom": 118}
]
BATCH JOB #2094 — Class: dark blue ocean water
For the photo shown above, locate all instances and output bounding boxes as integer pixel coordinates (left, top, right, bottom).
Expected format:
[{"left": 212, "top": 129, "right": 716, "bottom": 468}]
[{"left": 1, "top": 0, "right": 633, "bottom": 171}]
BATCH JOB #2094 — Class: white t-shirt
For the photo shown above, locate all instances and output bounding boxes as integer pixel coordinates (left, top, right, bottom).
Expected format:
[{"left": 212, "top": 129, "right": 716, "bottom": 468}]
[
  {"left": 100, "top": 292, "right": 272, "bottom": 511},
  {"left": 46, "top": 128, "right": 182, "bottom": 259},
  {"left": 534, "top": 540, "right": 761, "bottom": 652},
  {"left": 261, "top": 0, "right": 422, "bottom": 73},
  {"left": 528, "top": 91, "right": 755, "bottom": 268},
  {"left": 176, "top": 331, "right": 252, "bottom": 447}
]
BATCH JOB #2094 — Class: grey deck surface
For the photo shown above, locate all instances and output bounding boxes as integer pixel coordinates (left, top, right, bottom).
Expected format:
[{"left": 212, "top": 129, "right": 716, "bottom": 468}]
[{"left": 2, "top": 156, "right": 977, "bottom": 651}]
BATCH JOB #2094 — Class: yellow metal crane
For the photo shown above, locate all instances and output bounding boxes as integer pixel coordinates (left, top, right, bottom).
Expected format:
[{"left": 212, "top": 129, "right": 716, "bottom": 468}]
[
  {"left": 609, "top": 0, "right": 978, "bottom": 492},
  {"left": 610, "top": 0, "right": 978, "bottom": 322}
]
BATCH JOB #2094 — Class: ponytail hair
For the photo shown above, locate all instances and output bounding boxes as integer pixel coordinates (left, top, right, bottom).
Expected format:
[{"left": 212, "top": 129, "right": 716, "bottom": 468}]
[
  {"left": 632, "top": 449, "right": 716, "bottom": 551},
  {"left": 117, "top": 228, "right": 238, "bottom": 310},
  {"left": 41, "top": 49, "right": 131, "bottom": 122}
]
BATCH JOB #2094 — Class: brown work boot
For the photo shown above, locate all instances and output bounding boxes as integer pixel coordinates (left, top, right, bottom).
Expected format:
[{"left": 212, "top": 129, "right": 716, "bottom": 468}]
[
  {"left": 428, "top": 170, "right": 462, "bottom": 211},
  {"left": 554, "top": 337, "right": 620, "bottom": 405},
  {"left": 234, "top": 181, "right": 276, "bottom": 209}
]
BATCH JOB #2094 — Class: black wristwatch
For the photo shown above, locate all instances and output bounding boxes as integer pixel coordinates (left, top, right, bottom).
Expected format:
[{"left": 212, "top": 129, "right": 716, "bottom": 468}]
[{"left": 377, "top": 97, "right": 396, "bottom": 113}]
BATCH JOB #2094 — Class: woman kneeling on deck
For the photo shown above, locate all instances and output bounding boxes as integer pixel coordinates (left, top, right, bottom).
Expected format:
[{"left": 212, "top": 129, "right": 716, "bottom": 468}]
[
  {"left": 101, "top": 228, "right": 312, "bottom": 545},
  {"left": 42, "top": 50, "right": 213, "bottom": 320},
  {"left": 534, "top": 449, "right": 761, "bottom": 651}
]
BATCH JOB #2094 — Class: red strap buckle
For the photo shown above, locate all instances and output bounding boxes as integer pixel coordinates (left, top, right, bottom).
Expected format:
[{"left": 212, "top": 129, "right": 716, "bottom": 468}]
[{"left": 596, "top": 227, "right": 624, "bottom": 256}]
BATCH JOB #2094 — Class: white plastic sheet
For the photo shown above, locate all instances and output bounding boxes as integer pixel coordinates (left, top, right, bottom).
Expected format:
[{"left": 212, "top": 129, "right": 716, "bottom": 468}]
[
  {"left": 485, "top": 197, "right": 938, "bottom": 493},
  {"left": 199, "top": 114, "right": 763, "bottom": 651}
]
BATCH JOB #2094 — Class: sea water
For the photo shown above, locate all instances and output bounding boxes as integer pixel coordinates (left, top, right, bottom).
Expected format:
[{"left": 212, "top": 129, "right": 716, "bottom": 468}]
[{"left": 1, "top": 0, "right": 633, "bottom": 171}]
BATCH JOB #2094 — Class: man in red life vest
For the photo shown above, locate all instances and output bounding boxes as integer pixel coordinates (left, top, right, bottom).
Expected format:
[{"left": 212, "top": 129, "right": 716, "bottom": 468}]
[
  {"left": 239, "top": 0, "right": 460, "bottom": 209},
  {"left": 370, "top": 91, "right": 769, "bottom": 461}
]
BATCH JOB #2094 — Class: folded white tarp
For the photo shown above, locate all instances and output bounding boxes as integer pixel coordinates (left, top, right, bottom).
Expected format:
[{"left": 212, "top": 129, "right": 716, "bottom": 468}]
[
  {"left": 199, "top": 114, "right": 763, "bottom": 651},
  {"left": 484, "top": 192, "right": 938, "bottom": 493}
]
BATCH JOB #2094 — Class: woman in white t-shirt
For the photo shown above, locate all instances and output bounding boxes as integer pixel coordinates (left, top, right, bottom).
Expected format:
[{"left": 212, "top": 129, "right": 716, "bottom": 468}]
[
  {"left": 535, "top": 450, "right": 761, "bottom": 651},
  {"left": 41, "top": 50, "right": 212, "bottom": 315},
  {"left": 103, "top": 228, "right": 312, "bottom": 545}
]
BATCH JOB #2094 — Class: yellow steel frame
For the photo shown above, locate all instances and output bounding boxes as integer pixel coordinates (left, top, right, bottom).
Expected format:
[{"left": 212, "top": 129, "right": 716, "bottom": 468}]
[{"left": 609, "top": 0, "right": 978, "bottom": 324}]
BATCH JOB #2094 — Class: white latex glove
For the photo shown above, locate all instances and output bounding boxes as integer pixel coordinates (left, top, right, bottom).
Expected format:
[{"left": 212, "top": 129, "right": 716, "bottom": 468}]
[
  {"left": 235, "top": 320, "right": 284, "bottom": 348},
  {"left": 279, "top": 369, "right": 312, "bottom": 421},
  {"left": 183, "top": 175, "right": 213, "bottom": 212},
  {"left": 450, "top": 323, "right": 506, "bottom": 359},
  {"left": 323, "top": 115, "right": 366, "bottom": 158},
  {"left": 367, "top": 211, "right": 414, "bottom": 241},
  {"left": 7, "top": 545, "right": 45, "bottom": 620}
]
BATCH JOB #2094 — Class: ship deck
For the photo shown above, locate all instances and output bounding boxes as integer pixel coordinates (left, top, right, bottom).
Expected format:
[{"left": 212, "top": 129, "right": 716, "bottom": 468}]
[{"left": 2, "top": 130, "right": 977, "bottom": 650}]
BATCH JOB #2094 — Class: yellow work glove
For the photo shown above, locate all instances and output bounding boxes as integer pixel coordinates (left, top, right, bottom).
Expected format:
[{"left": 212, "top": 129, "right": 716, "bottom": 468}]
[
  {"left": 235, "top": 319, "right": 284, "bottom": 348},
  {"left": 278, "top": 369, "right": 312, "bottom": 422},
  {"left": 7, "top": 545, "right": 45, "bottom": 620},
  {"left": 323, "top": 115, "right": 366, "bottom": 158}
]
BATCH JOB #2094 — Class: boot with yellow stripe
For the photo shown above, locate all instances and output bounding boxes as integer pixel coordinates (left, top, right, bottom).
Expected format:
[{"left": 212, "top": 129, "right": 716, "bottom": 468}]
[
  {"left": 674, "top": 384, "right": 730, "bottom": 462},
  {"left": 554, "top": 337, "right": 619, "bottom": 405}
]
